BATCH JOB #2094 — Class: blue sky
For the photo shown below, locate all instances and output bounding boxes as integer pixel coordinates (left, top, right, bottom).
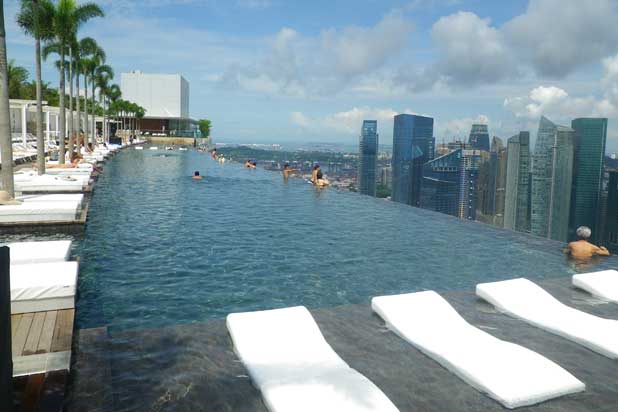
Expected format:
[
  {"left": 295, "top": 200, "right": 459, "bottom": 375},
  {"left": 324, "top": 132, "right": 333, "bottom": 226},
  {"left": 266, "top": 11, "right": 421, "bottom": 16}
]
[{"left": 5, "top": 0, "right": 618, "bottom": 152}]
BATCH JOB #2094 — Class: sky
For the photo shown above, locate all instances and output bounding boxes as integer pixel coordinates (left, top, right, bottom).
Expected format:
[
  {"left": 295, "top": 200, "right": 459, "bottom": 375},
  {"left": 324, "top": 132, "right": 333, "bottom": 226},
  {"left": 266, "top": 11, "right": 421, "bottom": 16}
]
[{"left": 5, "top": 0, "right": 618, "bottom": 152}]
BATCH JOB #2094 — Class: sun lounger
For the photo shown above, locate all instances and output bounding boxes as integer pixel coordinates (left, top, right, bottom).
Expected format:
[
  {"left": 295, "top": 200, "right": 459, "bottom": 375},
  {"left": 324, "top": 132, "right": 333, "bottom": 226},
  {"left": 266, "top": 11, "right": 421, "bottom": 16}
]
[
  {"left": 372, "top": 291, "right": 584, "bottom": 408},
  {"left": 10, "top": 261, "right": 79, "bottom": 314},
  {"left": 572, "top": 270, "right": 618, "bottom": 303},
  {"left": 5, "top": 241, "right": 72, "bottom": 264},
  {"left": 14, "top": 174, "right": 89, "bottom": 193},
  {"left": 0, "top": 201, "right": 79, "bottom": 223},
  {"left": 227, "top": 306, "right": 399, "bottom": 412},
  {"left": 477, "top": 278, "right": 618, "bottom": 358},
  {"left": 17, "top": 194, "right": 84, "bottom": 204}
]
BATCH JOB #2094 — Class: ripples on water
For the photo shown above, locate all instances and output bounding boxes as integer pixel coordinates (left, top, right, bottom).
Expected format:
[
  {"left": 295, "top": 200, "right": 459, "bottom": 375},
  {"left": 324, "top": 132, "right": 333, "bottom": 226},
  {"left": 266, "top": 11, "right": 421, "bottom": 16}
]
[{"left": 4, "top": 148, "right": 616, "bottom": 332}]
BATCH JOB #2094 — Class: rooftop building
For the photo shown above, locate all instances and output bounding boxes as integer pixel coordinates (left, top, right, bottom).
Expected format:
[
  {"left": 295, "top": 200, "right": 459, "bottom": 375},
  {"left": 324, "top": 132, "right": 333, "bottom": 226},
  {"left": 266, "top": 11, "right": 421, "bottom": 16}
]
[
  {"left": 468, "top": 124, "right": 490, "bottom": 152},
  {"left": 358, "top": 120, "right": 378, "bottom": 196},
  {"left": 503, "top": 132, "right": 531, "bottom": 232}
]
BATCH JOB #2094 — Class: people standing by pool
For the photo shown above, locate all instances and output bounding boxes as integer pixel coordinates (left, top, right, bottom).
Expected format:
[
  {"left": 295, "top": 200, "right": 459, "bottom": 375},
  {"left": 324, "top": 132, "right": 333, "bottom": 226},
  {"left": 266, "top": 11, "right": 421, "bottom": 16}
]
[
  {"left": 310, "top": 164, "right": 329, "bottom": 186},
  {"left": 564, "top": 226, "right": 611, "bottom": 260},
  {"left": 192, "top": 171, "right": 203, "bottom": 180},
  {"left": 282, "top": 163, "right": 299, "bottom": 179}
]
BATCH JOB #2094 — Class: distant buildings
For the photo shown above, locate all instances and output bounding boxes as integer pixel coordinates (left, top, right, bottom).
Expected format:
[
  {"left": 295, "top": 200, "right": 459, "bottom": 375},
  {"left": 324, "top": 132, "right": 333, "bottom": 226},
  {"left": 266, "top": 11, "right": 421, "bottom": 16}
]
[
  {"left": 477, "top": 137, "right": 507, "bottom": 226},
  {"left": 121, "top": 71, "right": 198, "bottom": 137},
  {"left": 358, "top": 120, "right": 378, "bottom": 196},
  {"left": 380, "top": 166, "right": 392, "bottom": 189},
  {"left": 530, "top": 116, "right": 575, "bottom": 242},
  {"left": 391, "top": 114, "right": 434, "bottom": 206},
  {"left": 420, "top": 149, "right": 462, "bottom": 217},
  {"left": 468, "top": 124, "right": 490, "bottom": 151},
  {"left": 503, "top": 132, "right": 531, "bottom": 232},
  {"left": 569, "top": 118, "right": 607, "bottom": 242},
  {"left": 604, "top": 171, "right": 618, "bottom": 253}
]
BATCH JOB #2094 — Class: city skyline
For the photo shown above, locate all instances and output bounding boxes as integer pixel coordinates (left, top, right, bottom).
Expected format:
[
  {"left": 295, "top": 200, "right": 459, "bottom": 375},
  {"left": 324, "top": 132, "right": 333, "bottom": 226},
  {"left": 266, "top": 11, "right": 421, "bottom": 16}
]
[{"left": 4, "top": 0, "right": 618, "bottom": 151}]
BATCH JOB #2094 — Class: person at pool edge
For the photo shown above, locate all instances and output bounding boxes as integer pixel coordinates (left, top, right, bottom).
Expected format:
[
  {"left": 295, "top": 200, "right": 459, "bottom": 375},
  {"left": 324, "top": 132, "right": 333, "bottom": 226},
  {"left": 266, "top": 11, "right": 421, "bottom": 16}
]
[
  {"left": 211, "top": 148, "right": 217, "bottom": 160},
  {"left": 564, "top": 226, "right": 611, "bottom": 260},
  {"left": 282, "top": 163, "right": 299, "bottom": 179},
  {"left": 311, "top": 164, "right": 329, "bottom": 186},
  {"left": 192, "top": 171, "right": 203, "bottom": 180}
]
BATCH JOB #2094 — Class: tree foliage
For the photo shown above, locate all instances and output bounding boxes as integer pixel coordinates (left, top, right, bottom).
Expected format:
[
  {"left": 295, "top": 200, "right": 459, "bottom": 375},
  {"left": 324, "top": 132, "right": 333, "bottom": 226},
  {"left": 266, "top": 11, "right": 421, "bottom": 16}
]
[{"left": 198, "top": 119, "right": 211, "bottom": 137}]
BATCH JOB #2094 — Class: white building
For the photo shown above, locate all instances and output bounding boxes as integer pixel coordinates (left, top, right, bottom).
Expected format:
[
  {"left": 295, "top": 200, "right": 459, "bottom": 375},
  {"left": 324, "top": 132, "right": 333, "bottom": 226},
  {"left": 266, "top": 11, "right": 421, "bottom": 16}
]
[
  {"left": 121, "top": 71, "right": 189, "bottom": 118},
  {"left": 121, "top": 71, "right": 198, "bottom": 137}
]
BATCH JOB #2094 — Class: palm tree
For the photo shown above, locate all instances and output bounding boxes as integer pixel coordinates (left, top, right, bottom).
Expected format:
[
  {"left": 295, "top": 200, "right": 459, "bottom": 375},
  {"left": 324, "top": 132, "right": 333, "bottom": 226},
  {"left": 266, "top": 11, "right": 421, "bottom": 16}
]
[
  {"left": 17, "top": 0, "right": 55, "bottom": 174},
  {"left": 106, "top": 83, "right": 120, "bottom": 139},
  {"left": 7, "top": 59, "right": 30, "bottom": 98},
  {"left": 95, "top": 67, "right": 112, "bottom": 142},
  {"left": 76, "top": 36, "right": 96, "bottom": 148},
  {"left": 47, "top": 0, "right": 103, "bottom": 163},
  {"left": 1, "top": 0, "right": 15, "bottom": 195}
]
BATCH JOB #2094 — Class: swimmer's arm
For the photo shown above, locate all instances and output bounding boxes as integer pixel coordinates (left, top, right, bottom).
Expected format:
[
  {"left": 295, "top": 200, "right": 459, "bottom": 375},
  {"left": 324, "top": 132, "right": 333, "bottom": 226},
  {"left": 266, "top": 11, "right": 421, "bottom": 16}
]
[
  {"left": 596, "top": 246, "right": 611, "bottom": 256},
  {"left": 563, "top": 243, "right": 572, "bottom": 254}
]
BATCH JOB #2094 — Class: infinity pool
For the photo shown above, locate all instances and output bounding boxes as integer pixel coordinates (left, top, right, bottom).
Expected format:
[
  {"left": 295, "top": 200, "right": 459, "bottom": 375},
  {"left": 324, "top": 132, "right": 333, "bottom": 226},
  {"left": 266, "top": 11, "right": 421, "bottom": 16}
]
[{"left": 65, "top": 147, "right": 616, "bottom": 332}]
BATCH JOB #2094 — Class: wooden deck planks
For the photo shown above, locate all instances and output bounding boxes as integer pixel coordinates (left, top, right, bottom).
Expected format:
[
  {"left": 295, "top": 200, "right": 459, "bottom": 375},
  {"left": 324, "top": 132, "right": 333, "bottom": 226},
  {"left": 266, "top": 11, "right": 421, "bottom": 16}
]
[
  {"left": 22, "top": 312, "right": 46, "bottom": 356},
  {"left": 51, "top": 309, "right": 74, "bottom": 353},
  {"left": 11, "top": 313, "right": 22, "bottom": 337},
  {"left": 37, "top": 311, "right": 58, "bottom": 354},
  {"left": 12, "top": 313, "right": 34, "bottom": 357}
]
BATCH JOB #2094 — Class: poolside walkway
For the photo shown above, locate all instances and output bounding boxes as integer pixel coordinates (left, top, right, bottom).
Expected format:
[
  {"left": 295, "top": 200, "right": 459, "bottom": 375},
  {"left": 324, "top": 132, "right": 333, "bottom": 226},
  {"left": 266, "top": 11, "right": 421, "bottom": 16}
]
[{"left": 66, "top": 277, "right": 618, "bottom": 411}]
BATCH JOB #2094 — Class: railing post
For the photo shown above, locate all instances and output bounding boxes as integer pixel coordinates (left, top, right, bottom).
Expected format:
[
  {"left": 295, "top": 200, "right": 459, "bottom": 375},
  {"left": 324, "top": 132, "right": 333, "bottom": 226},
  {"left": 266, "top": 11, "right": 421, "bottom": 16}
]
[{"left": 0, "top": 246, "right": 12, "bottom": 411}]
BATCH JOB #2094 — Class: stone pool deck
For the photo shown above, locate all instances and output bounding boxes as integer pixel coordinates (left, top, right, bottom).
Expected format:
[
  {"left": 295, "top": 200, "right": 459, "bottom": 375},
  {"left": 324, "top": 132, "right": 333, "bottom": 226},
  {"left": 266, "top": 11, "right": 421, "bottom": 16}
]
[{"left": 67, "top": 277, "right": 618, "bottom": 412}]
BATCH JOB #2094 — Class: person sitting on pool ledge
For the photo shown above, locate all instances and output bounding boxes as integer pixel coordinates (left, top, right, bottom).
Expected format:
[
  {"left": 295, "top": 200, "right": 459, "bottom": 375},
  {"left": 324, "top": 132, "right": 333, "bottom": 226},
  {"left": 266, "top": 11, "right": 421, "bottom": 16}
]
[
  {"left": 245, "top": 160, "right": 256, "bottom": 169},
  {"left": 282, "top": 163, "right": 299, "bottom": 179},
  {"left": 192, "top": 171, "right": 203, "bottom": 180},
  {"left": 564, "top": 226, "right": 611, "bottom": 260}
]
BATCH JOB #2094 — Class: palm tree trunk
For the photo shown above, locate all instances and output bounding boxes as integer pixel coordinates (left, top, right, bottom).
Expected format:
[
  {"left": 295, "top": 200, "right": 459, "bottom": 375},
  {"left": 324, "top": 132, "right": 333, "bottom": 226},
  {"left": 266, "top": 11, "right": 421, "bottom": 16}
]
[
  {"left": 91, "top": 80, "right": 95, "bottom": 147},
  {"left": 0, "top": 1, "right": 15, "bottom": 194},
  {"left": 84, "top": 73, "right": 89, "bottom": 146},
  {"left": 76, "top": 71, "right": 81, "bottom": 151},
  {"left": 58, "top": 47, "right": 66, "bottom": 164},
  {"left": 35, "top": 33, "right": 45, "bottom": 174},
  {"left": 68, "top": 48, "right": 74, "bottom": 154}
]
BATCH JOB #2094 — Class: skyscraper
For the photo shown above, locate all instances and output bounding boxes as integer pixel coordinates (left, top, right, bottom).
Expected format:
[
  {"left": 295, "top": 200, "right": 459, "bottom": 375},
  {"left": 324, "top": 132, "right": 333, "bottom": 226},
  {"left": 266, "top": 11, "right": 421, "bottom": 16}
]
[
  {"left": 468, "top": 124, "right": 490, "bottom": 152},
  {"left": 603, "top": 171, "right": 618, "bottom": 253},
  {"left": 391, "top": 114, "right": 434, "bottom": 205},
  {"left": 530, "top": 116, "right": 575, "bottom": 242},
  {"left": 569, "top": 118, "right": 608, "bottom": 242},
  {"left": 477, "top": 137, "right": 507, "bottom": 226},
  {"left": 460, "top": 149, "right": 483, "bottom": 220},
  {"left": 358, "top": 120, "right": 378, "bottom": 196},
  {"left": 420, "top": 149, "right": 462, "bottom": 217},
  {"left": 504, "top": 132, "right": 531, "bottom": 232}
]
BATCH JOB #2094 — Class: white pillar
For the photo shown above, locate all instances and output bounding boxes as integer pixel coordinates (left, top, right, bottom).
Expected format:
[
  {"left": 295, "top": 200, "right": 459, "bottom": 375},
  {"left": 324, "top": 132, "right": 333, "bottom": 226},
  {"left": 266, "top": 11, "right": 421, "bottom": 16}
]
[
  {"left": 21, "top": 104, "right": 28, "bottom": 147},
  {"left": 45, "top": 111, "right": 51, "bottom": 142}
]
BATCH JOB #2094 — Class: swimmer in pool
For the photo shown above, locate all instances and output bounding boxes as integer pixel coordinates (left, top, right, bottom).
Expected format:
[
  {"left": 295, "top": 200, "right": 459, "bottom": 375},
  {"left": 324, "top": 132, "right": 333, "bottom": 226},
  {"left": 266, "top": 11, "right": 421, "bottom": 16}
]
[
  {"left": 192, "top": 171, "right": 203, "bottom": 180},
  {"left": 245, "top": 160, "right": 256, "bottom": 169},
  {"left": 564, "top": 226, "right": 611, "bottom": 260},
  {"left": 211, "top": 148, "right": 217, "bottom": 160},
  {"left": 282, "top": 163, "right": 299, "bottom": 179},
  {"left": 311, "top": 164, "right": 329, "bottom": 186}
]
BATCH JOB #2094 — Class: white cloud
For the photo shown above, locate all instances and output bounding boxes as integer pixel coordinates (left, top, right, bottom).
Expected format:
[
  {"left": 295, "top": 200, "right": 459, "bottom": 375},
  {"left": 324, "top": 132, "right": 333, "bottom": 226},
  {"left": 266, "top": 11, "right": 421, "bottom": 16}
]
[
  {"left": 290, "top": 112, "right": 310, "bottom": 128},
  {"left": 218, "top": 12, "right": 414, "bottom": 97},
  {"left": 503, "top": 0, "right": 618, "bottom": 77},
  {"left": 436, "top": 114, "right": 491, "bottom": 140},
  {"left": 503, "top": 53, "right": 618, "bottom": 122}
]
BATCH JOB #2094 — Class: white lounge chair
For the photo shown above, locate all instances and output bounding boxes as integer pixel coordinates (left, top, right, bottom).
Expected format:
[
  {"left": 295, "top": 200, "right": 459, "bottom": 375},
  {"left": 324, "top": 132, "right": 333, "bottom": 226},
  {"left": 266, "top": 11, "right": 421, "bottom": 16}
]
[
  {"left": 572, "top": 270, "right": 618, "bottom": 303},
  {"left": 477, "top": 278, "right": 618, "bottom": 358},
  {"left": 10, "top": 261, "right": 79, "bottom": 314},
  {"left": 14, "top": 174, "right": 89, "bottom": 193},
  {"left": 17, "top": 194, "right": 84, "bottom": 204},
  {"left": 5, "top": 240, "right": 72, "bottom": 264},
  {"left": 0, "top": 201, "right": 79, "bottom": 223},
  {"left": 227, "top": 306, "right": 399, "bottom": 412},
  {"left": 372, "top": 291, "right": 584, "bottom": 408}
]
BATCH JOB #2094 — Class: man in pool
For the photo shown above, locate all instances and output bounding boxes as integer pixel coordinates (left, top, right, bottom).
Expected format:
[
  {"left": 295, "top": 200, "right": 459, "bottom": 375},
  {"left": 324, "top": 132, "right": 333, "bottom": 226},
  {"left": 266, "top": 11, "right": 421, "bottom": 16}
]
[
  {"left": 564, "top": 226, "right": 611, "bottom": 260},
  {"left": 192, "top": 171, "right": 203, "bottom": 180},
  {"left": 245, "top": 160, "right": 256, "bottom": 169},
  {"left": 211, "top": 148, "right": 217, "bottom": 160},
  {"left": 282, "top": 163, "right": 299, "bottom": 179}
]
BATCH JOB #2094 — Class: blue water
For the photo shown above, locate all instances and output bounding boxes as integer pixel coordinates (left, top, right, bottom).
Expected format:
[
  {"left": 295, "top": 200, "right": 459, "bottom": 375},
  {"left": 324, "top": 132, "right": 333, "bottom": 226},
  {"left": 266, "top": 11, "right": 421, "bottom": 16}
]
[{"left": 40, "top": 147, "right": 611, "bottom": 333}]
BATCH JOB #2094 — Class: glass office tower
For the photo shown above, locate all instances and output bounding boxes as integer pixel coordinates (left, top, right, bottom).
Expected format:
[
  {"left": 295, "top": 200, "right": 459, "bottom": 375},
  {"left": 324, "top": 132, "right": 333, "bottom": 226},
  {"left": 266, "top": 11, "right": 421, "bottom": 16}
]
[
  {"left": 604, "top": 171, "right": 618, "bottom": 253},
  {"left": 391, "top": 114, "right": 434, "bottom": 205},
  {"left": 420, "top": 149, "right": 462, "bottom": 217},
  {"left": 468, "top": 124, "right": 490, "bottom": 151},
  {"left": 569, "top": 118, "right": 607, "bottom": 242},
  {"left": 531, "top": 116, "right": 575, "bottom": 242},
  {"left": 504, "top": 132, "right": 531, "bottom": 232},
  {"left": 358, "top": 120, "right": 379, "bottom": 196}
]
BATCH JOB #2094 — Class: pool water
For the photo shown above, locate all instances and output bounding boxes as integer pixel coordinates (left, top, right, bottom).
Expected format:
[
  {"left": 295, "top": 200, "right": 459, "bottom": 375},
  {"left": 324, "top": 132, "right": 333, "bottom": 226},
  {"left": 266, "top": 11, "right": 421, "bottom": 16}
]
[{"left": 66, "top": 148, "right": 616, "bottom": 332}]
